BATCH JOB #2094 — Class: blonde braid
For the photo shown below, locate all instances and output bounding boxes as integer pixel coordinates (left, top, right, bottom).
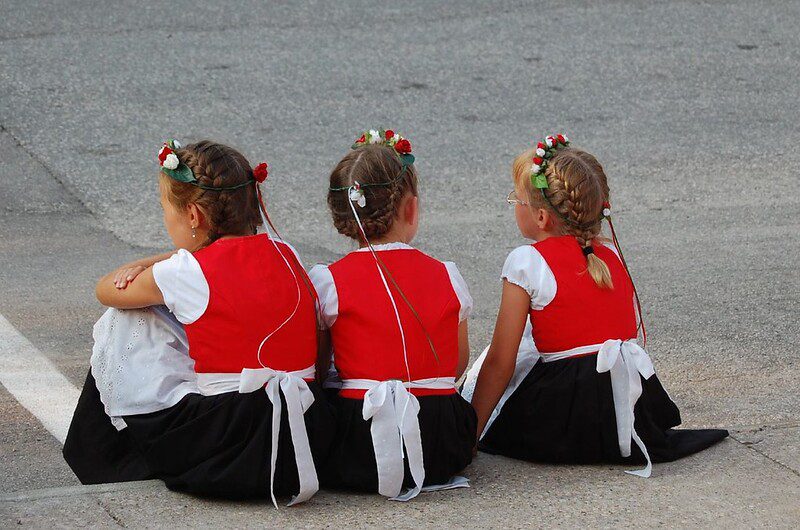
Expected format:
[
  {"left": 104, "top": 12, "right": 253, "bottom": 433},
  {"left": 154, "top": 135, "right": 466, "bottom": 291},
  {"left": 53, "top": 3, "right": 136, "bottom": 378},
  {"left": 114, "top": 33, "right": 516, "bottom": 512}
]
[{"left": 541, "top": 148, "right": 614, "bottom": 289}]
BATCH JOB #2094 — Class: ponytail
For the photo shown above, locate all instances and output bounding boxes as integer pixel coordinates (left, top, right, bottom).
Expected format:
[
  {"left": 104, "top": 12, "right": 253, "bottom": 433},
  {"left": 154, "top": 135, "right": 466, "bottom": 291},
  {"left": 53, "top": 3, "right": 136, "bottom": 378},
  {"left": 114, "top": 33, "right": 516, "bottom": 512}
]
[
  {"left": 586, "top": 251, "right": 613, "bottom": 289},
  {"left": 579, "top": 228, "right": 613, "bottom": 290}
]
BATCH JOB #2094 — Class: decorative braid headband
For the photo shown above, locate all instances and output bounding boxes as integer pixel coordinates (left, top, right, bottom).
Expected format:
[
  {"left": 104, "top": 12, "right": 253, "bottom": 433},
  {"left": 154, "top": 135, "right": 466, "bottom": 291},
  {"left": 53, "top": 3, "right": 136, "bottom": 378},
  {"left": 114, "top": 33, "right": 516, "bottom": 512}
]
[
  {"left": 531, "top": 133, "right": 611, "bottom": 228},
  {"left": 158, "top": 140, "right": 268, "bottom": 190},
  {"left": 351, "top": 128, "right": 415, "bottom": 166},
  {"left": 329, "top": 128, "right": 415, "bottom": 208},
  {"left": 530, "top": 133, "right": 570, "bottom": 190}
]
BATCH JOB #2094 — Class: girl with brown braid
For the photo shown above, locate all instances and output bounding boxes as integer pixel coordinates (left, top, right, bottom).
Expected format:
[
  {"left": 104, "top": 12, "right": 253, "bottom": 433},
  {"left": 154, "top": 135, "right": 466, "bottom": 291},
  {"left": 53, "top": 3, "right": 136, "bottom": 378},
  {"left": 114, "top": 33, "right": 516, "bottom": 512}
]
[
  {"left": 64, "top": 140, "right": 335, "bottom": 505},
  {"left": 463, "top": 135, "right": 727, "bottom": 473},
  {"left": 309, "top": 129, "right": 477, "bottom": 500}
]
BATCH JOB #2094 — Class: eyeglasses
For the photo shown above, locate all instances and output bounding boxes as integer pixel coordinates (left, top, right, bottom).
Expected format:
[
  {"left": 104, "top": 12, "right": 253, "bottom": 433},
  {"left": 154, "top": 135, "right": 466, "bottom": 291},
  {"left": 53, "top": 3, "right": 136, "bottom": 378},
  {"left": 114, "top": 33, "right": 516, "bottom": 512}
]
[{"left": 506, "top": 190, "right": 529, "bottom": 206}]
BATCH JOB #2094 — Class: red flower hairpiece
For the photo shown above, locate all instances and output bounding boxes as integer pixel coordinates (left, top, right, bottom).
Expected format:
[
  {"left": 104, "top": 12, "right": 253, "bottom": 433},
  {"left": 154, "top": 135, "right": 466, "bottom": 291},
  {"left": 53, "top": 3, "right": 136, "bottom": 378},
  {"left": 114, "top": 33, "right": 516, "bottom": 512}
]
[{"left": 253, "top": 162, "right": 269, "bottom": 183}]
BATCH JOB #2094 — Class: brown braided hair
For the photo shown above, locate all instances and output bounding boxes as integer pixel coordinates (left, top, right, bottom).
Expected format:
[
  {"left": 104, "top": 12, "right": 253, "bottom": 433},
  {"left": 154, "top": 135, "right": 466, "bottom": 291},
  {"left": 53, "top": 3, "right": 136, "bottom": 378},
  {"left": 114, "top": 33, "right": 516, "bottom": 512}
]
[
  {"left": 327, "top": 144, "right": 419, "bottom": 241},
  {"left": 159, "top": 140, "right": 261, "bottom": 246},
  {"left": 513, "top": 146, "right": 613, "bottom": 289}
]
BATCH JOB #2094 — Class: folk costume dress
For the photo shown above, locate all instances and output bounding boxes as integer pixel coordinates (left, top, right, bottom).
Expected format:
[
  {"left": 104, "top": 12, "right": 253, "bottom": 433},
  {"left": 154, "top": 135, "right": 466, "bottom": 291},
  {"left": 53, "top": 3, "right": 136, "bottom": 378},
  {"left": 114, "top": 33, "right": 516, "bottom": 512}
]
[
  {"left": 461, "top": 236, "right": 728, "bottom": 473},
  {"left": 63, "top": 235, "right": 336, "bottom": 503},
  {"left": 310, "top": 242, "right": 477, "bottom": 499}
]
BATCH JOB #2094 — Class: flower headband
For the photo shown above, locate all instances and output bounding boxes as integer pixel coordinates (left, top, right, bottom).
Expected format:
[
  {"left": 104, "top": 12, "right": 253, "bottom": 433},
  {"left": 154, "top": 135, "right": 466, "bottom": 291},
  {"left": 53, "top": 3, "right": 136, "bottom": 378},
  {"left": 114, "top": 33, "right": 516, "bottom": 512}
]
[
  {"left": 530, "top": 134, "right": 570, "bottom": 190},
  {"left": 330, "top": 128, "right": 415, "bottom": 208},
  {"left": 158, "top": 139, "right": 269, "bottom": 190},
  {"left": 352, "top": 128, "right": 415, "bottom": 166},
  {"left": 529, "top": 133, "right": 612, "bottom": 225}
]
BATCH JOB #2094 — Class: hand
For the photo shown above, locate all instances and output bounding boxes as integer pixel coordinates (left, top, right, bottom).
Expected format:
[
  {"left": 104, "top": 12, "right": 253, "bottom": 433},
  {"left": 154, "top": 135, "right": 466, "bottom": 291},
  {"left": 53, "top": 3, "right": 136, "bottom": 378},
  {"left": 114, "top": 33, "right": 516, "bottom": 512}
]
[{"left": 113, "top": 265, "right": 146, "bottom": 289}]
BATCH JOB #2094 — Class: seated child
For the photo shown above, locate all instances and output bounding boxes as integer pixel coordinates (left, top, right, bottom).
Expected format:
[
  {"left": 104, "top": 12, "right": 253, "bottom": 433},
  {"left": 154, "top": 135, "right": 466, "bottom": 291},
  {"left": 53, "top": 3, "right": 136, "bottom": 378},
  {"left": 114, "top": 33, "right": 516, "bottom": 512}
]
[
  {"left": 63, "top": 140, "right": 335, "bottom": 505},
  {"left": 310, "top": 130, "right": 476, "bottom": 500},
  {"left": 463, "top": 135, "right": 728, "bottom": 476}
]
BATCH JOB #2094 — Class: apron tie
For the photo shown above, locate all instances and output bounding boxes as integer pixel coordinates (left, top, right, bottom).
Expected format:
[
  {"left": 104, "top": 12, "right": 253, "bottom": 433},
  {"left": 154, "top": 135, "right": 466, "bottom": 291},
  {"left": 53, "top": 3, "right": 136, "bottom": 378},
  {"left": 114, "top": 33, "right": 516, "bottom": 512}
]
[
  {"left": 596, "top": 339, "right": 656, "bottom": 478},
  {"left": 342, "top": 377, "right": 465, "bottom": 501},
  {"left": 239, "top": 366, "right": 318, "bottom": 507}
]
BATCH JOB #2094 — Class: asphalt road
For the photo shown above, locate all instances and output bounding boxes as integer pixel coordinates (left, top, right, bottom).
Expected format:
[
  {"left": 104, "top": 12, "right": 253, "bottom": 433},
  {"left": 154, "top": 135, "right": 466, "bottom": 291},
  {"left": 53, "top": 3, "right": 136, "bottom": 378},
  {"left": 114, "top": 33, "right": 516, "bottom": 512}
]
[{"left": 1, "top": 1, "right": 799, "bottom": 527}]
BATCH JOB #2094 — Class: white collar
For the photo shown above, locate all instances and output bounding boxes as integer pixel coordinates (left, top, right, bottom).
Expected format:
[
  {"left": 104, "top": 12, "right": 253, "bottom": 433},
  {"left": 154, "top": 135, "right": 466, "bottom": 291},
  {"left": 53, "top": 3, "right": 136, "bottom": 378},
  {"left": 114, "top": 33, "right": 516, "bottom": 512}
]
[{"left": 354, "top": 242, "right": 414, "bottom": 252}]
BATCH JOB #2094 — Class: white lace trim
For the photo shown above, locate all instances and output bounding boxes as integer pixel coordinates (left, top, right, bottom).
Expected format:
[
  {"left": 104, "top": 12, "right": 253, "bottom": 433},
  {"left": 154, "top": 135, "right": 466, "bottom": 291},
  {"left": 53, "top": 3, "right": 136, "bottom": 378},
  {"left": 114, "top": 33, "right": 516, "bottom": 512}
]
[{"left": 354, "top": 242, "right": 414, "bottom": 252}]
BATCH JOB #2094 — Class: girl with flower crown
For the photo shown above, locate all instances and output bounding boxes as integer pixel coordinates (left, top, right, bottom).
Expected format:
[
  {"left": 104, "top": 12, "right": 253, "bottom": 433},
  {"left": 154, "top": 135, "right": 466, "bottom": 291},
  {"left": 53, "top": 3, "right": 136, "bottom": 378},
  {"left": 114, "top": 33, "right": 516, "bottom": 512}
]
[
  {"left": 462, "top": 135, "right": 727, "bottom": 474},
  {"left": 309, "top": 129, "right": 476, "bottom": 501},
  {"left": 63, "top": 140, "right": 335, "bottom": 505}
]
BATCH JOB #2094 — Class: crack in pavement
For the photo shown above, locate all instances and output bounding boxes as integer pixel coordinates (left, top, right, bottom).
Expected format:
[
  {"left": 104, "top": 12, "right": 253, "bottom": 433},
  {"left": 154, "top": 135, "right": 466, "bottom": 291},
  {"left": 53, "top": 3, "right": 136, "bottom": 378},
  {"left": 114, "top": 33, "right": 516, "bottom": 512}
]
[
  {"left": 729, "top": 431, "right": 800, "bottom": 478},
  {"left": 97, "top": 499, "right": 128, "bottom": 528},
  {"left": 0, "top": 124, "right": 89, "bottom": 214},
  {"left": 0, "top": 123, "right": 133, "bottom": 246}
]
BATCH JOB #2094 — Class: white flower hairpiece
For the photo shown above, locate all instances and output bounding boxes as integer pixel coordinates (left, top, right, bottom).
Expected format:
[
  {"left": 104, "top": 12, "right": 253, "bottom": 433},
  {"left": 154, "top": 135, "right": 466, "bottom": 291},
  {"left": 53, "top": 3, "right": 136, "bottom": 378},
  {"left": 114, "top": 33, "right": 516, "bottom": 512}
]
[
  {"left": 163, "top": 153, "right": 180, "bottom": 170},
  {"left": 349, "top": 181, "right": 366, "bottom": 208}
]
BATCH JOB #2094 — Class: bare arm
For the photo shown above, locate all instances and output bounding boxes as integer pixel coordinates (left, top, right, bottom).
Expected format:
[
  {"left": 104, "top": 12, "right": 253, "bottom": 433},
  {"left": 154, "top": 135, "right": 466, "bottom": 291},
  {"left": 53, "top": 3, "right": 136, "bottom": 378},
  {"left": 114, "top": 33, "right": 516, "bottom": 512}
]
[
  {"left": 456, "top": 320, "right": 470, "bottom": 380},
  {"left": 470, "top": 280, "right": 531, "bottom": 437},
  {"left": 108, "top": 251, "right": 176, "bottom": 289},
  {"left": 96, "top": 264, "right": 165, "bottom": 309}
]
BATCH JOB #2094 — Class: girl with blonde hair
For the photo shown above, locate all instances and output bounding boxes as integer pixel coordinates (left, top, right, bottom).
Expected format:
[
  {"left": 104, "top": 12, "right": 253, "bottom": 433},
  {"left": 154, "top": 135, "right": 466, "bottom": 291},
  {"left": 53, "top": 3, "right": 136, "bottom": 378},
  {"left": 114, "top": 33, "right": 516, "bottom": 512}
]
[{"left": 464, "top": 135, "right": 727, "bottom": 475}]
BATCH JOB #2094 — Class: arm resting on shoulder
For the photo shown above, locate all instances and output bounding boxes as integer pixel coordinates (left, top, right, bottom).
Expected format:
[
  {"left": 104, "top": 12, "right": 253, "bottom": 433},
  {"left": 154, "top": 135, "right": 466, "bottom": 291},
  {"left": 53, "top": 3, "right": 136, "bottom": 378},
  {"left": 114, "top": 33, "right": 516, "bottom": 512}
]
[{"left": 96, "top": 265, "right": 164, "bottom": 309}]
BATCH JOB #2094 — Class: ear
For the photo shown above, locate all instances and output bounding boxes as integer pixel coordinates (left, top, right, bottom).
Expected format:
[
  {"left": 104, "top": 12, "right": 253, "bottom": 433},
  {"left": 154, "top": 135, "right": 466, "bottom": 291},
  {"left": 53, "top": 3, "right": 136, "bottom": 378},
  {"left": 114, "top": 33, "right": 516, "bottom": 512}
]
[
  {"left": 535, "top": 207, "right": 551, "bottom": 230},
  {"left": 186, "top": 203, "right": 205, "bottom": 229},
  {"left": 401, "top": 194, "right": 419, "bottom": 225}
]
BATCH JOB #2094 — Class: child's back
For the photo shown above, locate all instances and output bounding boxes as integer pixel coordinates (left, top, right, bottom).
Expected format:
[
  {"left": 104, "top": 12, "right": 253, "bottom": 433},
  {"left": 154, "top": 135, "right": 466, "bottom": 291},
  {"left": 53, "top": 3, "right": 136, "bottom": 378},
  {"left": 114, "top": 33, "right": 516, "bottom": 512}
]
[
  {"left": 508, "top": 236, "right": 636, "bottom": 354},
  {"left": 155, "top": 235, "right": 316, "bottom": 377},
  {"left": 319, "top": 244, "right": 463, "bottom": 397},
  {"left": 312, "top": 130, "right": 476, "bottom": 500},
  {"left": 466, "top": 135, "right": 728, "bottom": 475},
  {"left": 64, "top": 140, "right": 334, "bottom": 505}
]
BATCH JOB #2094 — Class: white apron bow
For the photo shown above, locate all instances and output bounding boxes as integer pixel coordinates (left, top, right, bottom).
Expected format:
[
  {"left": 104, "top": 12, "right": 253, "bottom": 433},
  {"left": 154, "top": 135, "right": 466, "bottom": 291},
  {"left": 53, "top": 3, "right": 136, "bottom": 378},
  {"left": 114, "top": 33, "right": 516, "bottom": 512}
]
[
  {"left": 362, "top": 380, "right": 425, "bottom": 501},
  {"left": 596, "top": 339, "right": 656, "bottom": 478},
  {"left": 239, "top": 366, "right": 318, "bottom": 507},
  {"left": 342, "top": 377, "right": 461, "bottom": 501}
]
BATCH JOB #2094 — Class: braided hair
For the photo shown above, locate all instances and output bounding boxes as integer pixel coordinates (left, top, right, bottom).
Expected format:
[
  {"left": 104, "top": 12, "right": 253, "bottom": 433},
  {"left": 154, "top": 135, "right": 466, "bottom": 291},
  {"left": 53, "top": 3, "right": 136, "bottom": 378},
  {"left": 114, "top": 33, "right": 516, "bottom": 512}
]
[
  {"left": 327, "top": 144, "right": 418, "bottom": 240},
  {"left": 515, "top": 146, "right": 614, "bottom": 289},
  {"left": 160, "top": 140, "right": 262, "bottom": 245}
]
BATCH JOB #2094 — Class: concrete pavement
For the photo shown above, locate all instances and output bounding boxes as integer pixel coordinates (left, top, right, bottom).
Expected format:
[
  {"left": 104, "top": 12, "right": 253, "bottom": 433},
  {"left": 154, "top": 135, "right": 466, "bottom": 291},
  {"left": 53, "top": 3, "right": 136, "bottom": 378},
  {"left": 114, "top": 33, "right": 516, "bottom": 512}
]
[{"left": 1, "top": 0, "right": 798, "bottom": 527}]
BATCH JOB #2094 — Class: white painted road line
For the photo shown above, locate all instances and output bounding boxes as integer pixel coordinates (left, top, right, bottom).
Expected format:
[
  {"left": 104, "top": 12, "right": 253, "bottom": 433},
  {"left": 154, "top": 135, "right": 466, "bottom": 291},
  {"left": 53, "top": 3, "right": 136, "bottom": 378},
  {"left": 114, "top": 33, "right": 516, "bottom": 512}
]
[{"left": 0, "top": 314, "right": 80, "bottom": 444}]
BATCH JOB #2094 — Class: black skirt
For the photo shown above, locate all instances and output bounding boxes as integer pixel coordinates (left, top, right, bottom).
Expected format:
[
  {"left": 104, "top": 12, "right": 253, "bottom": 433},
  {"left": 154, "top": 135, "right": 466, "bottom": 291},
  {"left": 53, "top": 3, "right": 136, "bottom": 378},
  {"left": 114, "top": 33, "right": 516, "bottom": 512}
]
[
  {"left": 63, "top": 370, "right": 337, "bottom": 499},
  {"left": 479, "top": 355, "right": 728, "bottom": 464},
  {"left": 321, "top": 392, "right": 477, "bottom": 492}
]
